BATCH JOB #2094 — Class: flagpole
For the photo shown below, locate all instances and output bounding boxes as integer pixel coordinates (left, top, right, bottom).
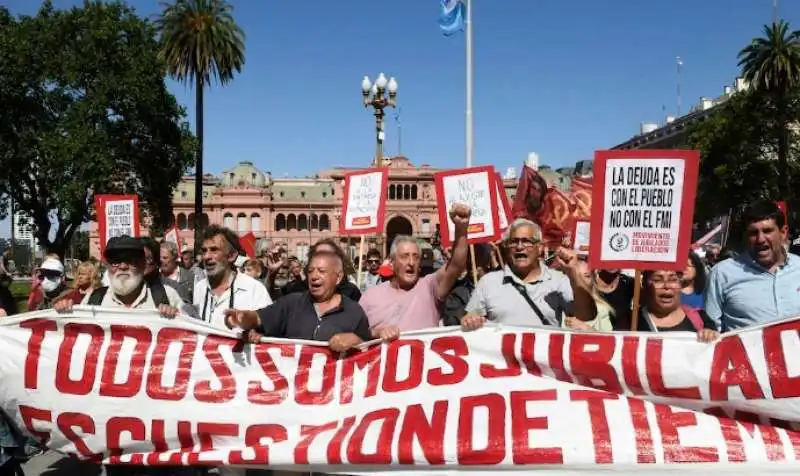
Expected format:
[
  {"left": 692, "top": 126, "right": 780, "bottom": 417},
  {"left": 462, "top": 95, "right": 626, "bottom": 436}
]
[{"left": 465, "top": 0, "right": 473, "bottom": 167}]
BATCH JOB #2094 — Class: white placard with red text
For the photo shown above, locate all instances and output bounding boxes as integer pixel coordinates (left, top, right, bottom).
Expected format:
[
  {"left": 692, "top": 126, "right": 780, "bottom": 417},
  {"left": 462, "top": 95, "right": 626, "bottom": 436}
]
[
  {"left": 95, "top": 194, "right": 140, "bottom": 259},
  {"left": 339, "top": 169, "right": 388, "bottom": 236},
  {"left": 1, "top": 309, "right": 800, "bottom": 472},
  {"left": 435, "top": 166, "right": 501, "bottom": 247}
]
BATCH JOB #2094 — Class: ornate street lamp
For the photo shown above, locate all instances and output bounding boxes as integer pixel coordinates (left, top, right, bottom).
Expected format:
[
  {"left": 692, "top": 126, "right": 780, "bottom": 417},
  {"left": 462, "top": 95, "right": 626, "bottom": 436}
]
[{"left": 361, "top": 73, "right": 398, "bottom": 166}]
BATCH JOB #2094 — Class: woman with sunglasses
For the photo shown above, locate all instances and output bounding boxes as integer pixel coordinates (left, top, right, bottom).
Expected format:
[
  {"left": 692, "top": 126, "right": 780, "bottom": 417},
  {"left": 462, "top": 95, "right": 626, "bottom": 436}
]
[{"left": 28, "top": 257, "right": 67, "bottom": 311}]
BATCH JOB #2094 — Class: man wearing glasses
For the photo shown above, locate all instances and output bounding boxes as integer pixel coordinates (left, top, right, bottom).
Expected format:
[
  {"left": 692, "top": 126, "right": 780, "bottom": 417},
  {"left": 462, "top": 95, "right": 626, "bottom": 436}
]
[
  {"left": 461, "top": 218, "right": 596, "bottom": 330},
  {"left": 360, "top": 248, "right": 383, "bottom": 292}
]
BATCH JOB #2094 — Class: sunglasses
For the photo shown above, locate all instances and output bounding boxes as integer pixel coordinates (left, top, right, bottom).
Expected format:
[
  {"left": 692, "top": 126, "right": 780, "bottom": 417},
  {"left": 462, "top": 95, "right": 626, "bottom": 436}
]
[
  {"left": 106, "top": 252, "right": 143, "bottom": 266},
  {"left": 367, "top": 259, "right": 381, "bottom": 264},
  {"left": 38, "top": 270, "right": 62, "bottom": 280}
]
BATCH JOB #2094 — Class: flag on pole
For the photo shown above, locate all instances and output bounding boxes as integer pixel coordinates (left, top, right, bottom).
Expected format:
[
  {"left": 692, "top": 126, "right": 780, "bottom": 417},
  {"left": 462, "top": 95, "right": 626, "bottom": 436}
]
[{"left": 438, "top": 0, "right": 465, "bottom": 36}]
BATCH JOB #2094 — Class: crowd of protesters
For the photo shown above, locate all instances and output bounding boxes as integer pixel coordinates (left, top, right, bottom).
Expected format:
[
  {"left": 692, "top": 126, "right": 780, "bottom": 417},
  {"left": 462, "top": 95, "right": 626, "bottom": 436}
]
[{"left": 1, "top": 198, "right": 798, "bottom": 476}]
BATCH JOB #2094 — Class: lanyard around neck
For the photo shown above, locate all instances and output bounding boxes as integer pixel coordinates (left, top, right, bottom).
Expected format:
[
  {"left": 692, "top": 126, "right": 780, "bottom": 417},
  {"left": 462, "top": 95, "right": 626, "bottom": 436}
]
[{"left": 202, "top": 272, "right": 236, "bottom": 322}]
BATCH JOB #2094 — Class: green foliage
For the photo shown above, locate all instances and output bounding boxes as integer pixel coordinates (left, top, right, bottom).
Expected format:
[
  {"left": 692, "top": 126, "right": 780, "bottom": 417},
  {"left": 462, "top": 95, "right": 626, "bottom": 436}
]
[{"left": 0, "top": 0, "right": 196, "bottom": 257}]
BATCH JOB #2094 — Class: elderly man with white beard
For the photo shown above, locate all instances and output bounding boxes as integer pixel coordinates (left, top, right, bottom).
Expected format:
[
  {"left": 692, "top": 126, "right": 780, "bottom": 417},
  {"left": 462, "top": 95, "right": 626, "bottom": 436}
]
[{"left": 55, "top": 236, "right": 184, "bottom": 315}]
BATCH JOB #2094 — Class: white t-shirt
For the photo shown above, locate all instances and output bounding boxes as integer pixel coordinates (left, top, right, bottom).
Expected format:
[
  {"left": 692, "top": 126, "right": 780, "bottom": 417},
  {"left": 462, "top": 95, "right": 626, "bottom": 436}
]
[{"left": 193, "top": 272, "right": 272, "bottom": 330}]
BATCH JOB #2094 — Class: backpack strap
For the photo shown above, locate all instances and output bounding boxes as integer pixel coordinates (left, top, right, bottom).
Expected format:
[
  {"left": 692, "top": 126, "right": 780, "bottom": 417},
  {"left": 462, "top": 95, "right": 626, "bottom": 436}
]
[
  {"left": 681, "top": 305, "right": 704, "bottom": 332},
  {"left": 87, "top": 287, "right": 108, "bottom": 306},
  {"left": 148, "top": 280, "right": 170, "bottom": 307}
]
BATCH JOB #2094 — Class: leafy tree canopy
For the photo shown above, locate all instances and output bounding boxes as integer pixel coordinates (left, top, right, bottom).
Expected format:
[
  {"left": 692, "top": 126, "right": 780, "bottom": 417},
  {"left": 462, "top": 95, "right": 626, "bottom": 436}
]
[{"left": 0, "top": 0, "right": 196, "bottom": 257}]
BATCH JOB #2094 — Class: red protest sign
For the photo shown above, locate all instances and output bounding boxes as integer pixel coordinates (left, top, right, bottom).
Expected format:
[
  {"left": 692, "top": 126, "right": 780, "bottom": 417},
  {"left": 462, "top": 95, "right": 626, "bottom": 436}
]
[
  {"left": 434, "top": 166, "right": 501, "bottom": 247},
  {"left": 339, "top": 168, "right": 389, "bottom": 236},
  {"left": 95, "top": 194, "right": 140, "bottom": 259},
  {"left": 589, "top": 150, "right": 699, "bottom": 271}
]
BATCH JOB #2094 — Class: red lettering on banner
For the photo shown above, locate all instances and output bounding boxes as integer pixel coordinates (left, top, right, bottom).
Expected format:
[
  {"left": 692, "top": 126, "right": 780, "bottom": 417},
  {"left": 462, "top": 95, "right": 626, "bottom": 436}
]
[
  {"left": 510, "top": 390, "right": 562, "bottom": 464},
  {"left": 339, "top": 345, "right": 380, "bottom": 404},
  {"left": 106, "top": 417, "right": 146, "bottom": 465},
  {"left": 147, "top": 419, "right": 185, "bottom": 466},
  {"left": 55, "top": 323, "right": 104, "bottom": 395},
  {"left": 21, "top": 319, "right": 58, "bottom": 390},
  {"left": 627, "top": 398, "right": 655, "bottom": 463},
  {"left": 346, "top": 408, "right": 400, "bottom": 464},
  {"left": 480, "top": 334, "right": 521, "bottom": 378},
  {"left": 569, "top": 334, "right": 622, "bottom": 393},
  {"left": 457, "top": 393, "right": 506, "bottom": 465},
  {"left": 645, "top": 339, "right": 701, "bottom": 399},
  {"left": 762, "top": 320, "right": 800, "bottom": 399},
  {"left": 571, "top": 390, "right": 617, "bottom": 464},
  {"left": 708, "top": 335, "right": 765, "bottom": 401},
  {"left": 19, "top": 404, "right": 52, "bottom": 444},
  {"left": 547, "top": 333, "right": 573, "bottom": 383},
  {"left": 783, "top": 426, "right": 800, "bottom": 459},
  {"left": 295, "top": 421, "right": 338, "bottom": 464},
  {"left": 737, "top": 411, "right": 784, "bottom": 461},
  {"left": 621, "top": 336, "right": 646, "bottom": 395},
  {"left": 326, "top": 416, "right": 356, "bottom": 464},
  {"left": 397, "top": 401, "right": 448, "bottom": 465},
  {"left": 428, "top": 336, "right": 470, "bottom": 386},
  {"left": 228, "top": 424, "right": 288, "bottom": 465},
  {"left": 56, "top": 412, "right": 100, "bottom": 460},
  {"left": 99, "top": 325, "right": 152, "bottom": 398},
  {"left": 193, "top": 335, "right": 238, "bottom": 403},
  {"left": 248, "top": 343, "right": 294, "bottom": 405},
  {"left": 295, "top": 346, "right": 336, "bottom": 405},
  {"left": 146, "top": 328, "right": 198, "bottom": 401},
  {"left": 655, "top": 405, "right": 719, "bottom": 462},
  {"left": 186, "top": 422, "right": 239, "bottom": 465},
  {"left": 519, "top": 333, "right": 542, "bottom": 376},
  {"left": 383, "top": 339, "right": 425, "bottom": 392},
  {"left": 707, "top": 407, "right": 747, "bottom": 462}
]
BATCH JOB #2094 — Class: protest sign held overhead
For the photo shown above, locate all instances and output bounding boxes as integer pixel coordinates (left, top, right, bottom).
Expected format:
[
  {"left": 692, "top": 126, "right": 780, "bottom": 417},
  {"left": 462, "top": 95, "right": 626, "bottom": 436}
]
[
  {"left": 435, "top": 166, "right": 500, "bottom": 247},
  {"left": 340, "top": 168, "right": 388, "bottom": 235},
  {"left": 94, "top": 194, "right": 140, "bottom": 259},
  {"left": 590, "top": 150, "right": 699, "bottom": 271},
  {"left": 572, "top": 219, "right": 590, "bottom": 254},
  {"left": 163, "top": 226, "right": 182, "bottom": 251}
]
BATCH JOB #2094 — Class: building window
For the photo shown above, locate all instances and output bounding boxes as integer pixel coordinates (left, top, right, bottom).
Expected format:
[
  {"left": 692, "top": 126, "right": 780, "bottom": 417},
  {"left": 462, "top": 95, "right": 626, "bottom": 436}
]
[
  {"left": 177, "top": 213, "right": 188, "bottom": 230},
  {"left": 421, "top": 218, "right": 431, "bottom": 233},
  {"left": 310, "top": 214, "right": 319, "bottom": 230},
  {"left": 188, "top": 213, "right": 195, "bottom": 230},
  {"left": 411, "top": 185, "right": 418, "bottom": 200},
  {"left": 287, "top": 214, "right": 297, "bottom": 230},
  {"left": 403, "top": 184, "right": 410, "bottom": 200},
  {"left": 319, "top": 214, "right": 330, "bottom": 231},
  {"left": 279, "top": 191, "right": 284, "bottom": 197},
  {"left": 301, "top": 191, "right": 306, "bottom": 198},
  {"left": 252, "top": 173, "right": 257, "bottom": 182},
  {"left": 389, "top": 184, "right": 396, "bottom": 200},
  {"left": 251, "top": 213, "right": 261, "bottom": 232},
  {"left": 237, "top": 213, "right": 248, "bottom": 232},
  {"left": 322, "top": 192, "right": 327, "bottom": 198},
  {"left": 298, "top": 214, "right": 308, "bottom": 231},
  {"left": 275, "top": 214, "right": 286, "bottom": 231},
  {"left": 181, "top": 191, "right": 187, "bottom": 198},
  {"left": 223, "top": 213, "right": 234, "bottom": 230},
  {"left": 201, "top": 213, "right": 209, "bottom": 228}
]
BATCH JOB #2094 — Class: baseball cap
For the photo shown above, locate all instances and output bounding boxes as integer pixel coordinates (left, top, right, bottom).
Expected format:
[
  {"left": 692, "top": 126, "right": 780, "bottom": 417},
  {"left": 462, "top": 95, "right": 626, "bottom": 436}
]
[{"left": 40, "top": 258, "right": 64, "bottom": 274}]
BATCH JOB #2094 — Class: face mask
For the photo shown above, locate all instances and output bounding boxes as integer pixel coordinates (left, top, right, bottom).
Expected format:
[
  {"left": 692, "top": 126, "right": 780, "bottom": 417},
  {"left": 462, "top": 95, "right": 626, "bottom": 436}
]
[
  {"left": 41, "top": 277, "right": 61, "bottom": 294},
  {"left": 274, "top": 278, "right": 289, "bottom": 288}
]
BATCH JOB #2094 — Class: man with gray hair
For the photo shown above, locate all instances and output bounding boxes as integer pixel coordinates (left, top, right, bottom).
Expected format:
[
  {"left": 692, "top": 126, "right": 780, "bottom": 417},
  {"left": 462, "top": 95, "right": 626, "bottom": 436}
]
[
  {"left": 360, "top": 203, "right": 473, "bottom": 340},
  {"left": 461, "top": 218, "right": 596, "bottom": 330},
  {"left": 160, "top": 241, "right": 195, "bottom": 302}
]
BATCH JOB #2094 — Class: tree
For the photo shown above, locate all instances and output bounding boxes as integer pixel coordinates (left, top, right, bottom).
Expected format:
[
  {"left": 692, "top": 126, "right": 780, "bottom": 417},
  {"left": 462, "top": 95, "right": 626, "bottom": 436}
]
[
  {"left": 156, "top": 0, "right": 245, "bottom": 247},
  {"left": 738, "top": 20, "right": 800, "bottom": 199},
  {"left": 0, "top": 1, "right": 196, "bottom": 258}
]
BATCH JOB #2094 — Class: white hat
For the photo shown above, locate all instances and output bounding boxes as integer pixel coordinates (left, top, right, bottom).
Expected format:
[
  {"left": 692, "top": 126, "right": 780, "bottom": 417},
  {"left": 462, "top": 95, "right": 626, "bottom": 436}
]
[{"left": 40, "top": 258, "right": 64, "bottom": 274}]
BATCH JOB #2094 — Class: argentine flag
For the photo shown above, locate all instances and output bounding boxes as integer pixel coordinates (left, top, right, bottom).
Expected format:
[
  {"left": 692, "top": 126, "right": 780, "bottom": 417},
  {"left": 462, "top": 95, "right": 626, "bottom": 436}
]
[{"left": 438, "top": 0, "right": 465, "bottom": 36}]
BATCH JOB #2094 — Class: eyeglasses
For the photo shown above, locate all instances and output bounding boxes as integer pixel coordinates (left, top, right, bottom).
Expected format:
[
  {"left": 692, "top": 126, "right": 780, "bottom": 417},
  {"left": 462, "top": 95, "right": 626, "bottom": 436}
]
[
  {"left": 38, "top": 270, "right": 62, "bottom": 280},
  {"left": 367, "top": 259, "right": 380, "bottom": 264},
  {"left": 507, "top": 238, "right": 540, "bottom": 248},
  {"left": 649, "top": 278, "right": 681, "bottom": 288}
]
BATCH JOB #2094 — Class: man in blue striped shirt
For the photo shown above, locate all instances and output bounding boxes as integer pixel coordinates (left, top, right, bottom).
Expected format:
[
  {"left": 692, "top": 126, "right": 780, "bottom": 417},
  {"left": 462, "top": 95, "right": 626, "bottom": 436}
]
[{"left": 705, "top": 200, "right": 800, "bottom": 332}]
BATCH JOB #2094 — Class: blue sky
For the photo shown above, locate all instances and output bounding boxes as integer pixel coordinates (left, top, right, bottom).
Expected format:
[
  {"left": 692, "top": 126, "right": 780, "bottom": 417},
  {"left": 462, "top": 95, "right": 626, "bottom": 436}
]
[{"left": 1, "top": 0, "right": 796, "bottom": 237}]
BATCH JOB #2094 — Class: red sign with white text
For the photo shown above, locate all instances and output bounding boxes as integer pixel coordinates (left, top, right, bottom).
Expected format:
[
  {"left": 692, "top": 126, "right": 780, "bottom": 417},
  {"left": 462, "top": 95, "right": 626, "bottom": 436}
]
[{"left": 95, "top": 194, "right": 140, "bottom": 259}]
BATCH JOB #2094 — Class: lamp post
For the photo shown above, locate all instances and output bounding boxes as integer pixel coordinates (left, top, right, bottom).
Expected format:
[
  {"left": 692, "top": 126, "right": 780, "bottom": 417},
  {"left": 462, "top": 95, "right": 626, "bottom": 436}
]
[{"left": 361, "top": 73, "right": 398, "bottom": 166}]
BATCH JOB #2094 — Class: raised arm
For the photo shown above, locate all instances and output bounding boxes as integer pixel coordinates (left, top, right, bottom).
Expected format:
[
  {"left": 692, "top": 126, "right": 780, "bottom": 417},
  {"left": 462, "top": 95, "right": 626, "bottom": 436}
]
[{"left": 436, "top": 203, "right": 472, "bottom": 301}]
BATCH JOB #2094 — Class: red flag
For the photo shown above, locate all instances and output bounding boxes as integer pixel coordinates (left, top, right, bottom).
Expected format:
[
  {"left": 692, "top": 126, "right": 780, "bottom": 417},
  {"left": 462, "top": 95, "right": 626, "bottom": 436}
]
[
  {"left": 512, "top": 164, "right": 571, "bottom": 249},
  {"left": 239, "top": 232, "right": 257, "bottom": 258}
]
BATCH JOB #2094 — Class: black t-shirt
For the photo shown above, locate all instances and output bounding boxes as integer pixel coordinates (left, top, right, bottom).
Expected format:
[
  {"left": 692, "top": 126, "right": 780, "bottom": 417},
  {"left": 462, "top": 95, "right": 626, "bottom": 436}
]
[
  {"left": 281, "top": 279, "right": 362, "bottom": 302},
  {"left": 0, "top": 285, "right": 17, "bottom": 316},
  {"left": 257, "top": 291, "right": 372, "bottom": 342},
  {"left": 599, "top": 274, "right": 635, "bottom": 331},
  {"left": 637, "top": 307, "right": 716, "bottom": 333}
]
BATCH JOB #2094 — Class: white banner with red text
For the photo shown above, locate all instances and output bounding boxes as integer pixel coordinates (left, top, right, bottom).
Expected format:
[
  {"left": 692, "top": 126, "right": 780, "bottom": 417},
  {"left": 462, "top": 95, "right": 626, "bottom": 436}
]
[{"left": 1, "top": 308, "right": 799, "bottom": 473}]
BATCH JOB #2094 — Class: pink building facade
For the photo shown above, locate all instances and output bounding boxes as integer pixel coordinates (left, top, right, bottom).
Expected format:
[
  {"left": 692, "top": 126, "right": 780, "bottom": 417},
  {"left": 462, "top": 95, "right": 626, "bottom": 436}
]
[{"left": 89, "top": 156, "right": 519, "bottom": 260}]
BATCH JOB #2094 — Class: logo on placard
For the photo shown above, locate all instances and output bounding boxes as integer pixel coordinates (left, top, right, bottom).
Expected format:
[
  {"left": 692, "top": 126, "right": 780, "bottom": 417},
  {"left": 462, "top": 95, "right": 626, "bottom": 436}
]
[
  {"left": 353, "top": 217, "right": 371, "bottom": 226},
  {"left": 467, "top": 223, "right": 485, "bottom": 234},
  {"left": 609, "top": 233, "right": 630, "bottom": 252}
]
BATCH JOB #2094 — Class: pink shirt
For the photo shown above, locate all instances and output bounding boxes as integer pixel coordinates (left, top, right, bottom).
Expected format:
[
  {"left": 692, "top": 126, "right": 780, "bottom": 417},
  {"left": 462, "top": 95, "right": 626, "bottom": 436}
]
[{"left": 360, "top": 273, "right": 441, "bottom": 332}]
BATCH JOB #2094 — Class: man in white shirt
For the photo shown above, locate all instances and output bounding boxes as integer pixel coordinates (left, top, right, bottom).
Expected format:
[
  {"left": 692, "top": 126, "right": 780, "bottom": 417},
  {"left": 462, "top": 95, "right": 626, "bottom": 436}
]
[{"left": 193, "top": 225, "right": 272, "bottom": 330}]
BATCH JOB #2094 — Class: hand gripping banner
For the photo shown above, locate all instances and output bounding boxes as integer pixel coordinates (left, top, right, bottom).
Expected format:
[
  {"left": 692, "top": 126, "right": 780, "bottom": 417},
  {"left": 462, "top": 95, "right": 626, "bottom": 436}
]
[{"left": 1, "top": 308, "right": 800, "bottom": 473}]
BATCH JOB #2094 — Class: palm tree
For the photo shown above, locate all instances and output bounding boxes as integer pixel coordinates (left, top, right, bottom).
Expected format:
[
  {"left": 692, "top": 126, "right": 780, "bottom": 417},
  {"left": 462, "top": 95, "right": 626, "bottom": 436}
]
[
  {"left": 156, "top": 0, "right": 245, "bottom": 248},
  {"left": 738, "top": 20, "right": 800, "bottom": 200}
]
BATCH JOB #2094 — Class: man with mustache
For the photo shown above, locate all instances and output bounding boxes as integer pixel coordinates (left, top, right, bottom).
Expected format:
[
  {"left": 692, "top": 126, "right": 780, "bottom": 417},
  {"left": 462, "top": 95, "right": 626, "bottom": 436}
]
[
  {"left": 54, "top": 237, "right": 183, "bottom": 316},
  {"left": 359, "top": 203, "right": 472, "bottom": 340},
  {"left": 460, "top": 218, "right": 596, "bottom": 330},
  {"left": 193, "top": 225, "right": 272, "bottom": 330},
  {"left": 706, "top": 200, "right": 800, "bottom": 331}
]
